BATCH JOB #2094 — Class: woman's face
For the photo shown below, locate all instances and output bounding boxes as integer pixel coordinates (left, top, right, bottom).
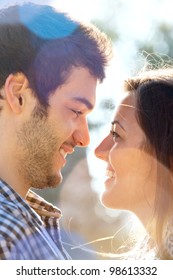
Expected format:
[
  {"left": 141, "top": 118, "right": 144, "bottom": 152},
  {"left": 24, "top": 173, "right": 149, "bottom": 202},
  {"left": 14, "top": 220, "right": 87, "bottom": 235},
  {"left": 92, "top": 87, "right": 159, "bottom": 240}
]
[{"left": 95, "top": 93, "right": 157, "bottom": 223}]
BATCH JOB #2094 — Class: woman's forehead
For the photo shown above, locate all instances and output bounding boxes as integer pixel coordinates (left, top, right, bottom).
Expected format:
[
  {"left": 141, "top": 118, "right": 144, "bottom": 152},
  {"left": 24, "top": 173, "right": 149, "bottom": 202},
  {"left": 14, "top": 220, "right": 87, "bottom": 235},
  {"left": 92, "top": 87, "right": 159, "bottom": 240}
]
[{"left": 114, "top": 93, "right": 136, "bottom": 118}]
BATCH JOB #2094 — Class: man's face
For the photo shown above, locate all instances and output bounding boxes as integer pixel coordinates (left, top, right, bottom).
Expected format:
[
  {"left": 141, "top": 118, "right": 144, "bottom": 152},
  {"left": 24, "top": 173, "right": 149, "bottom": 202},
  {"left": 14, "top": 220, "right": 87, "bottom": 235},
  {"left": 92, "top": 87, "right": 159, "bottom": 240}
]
[{"left": 16, "top": 67, "right": 97, "bottom": 189}]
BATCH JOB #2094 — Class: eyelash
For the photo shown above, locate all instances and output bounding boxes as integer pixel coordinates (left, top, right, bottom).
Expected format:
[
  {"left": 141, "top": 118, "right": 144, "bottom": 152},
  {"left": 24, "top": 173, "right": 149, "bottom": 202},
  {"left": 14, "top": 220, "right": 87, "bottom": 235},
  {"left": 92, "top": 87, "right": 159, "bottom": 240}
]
[
  {"left": 72, "top": 109, "right": 82, "bottom": 117},
  {"left": 110, "top": 130, "right": 120, "bottom": 141}
]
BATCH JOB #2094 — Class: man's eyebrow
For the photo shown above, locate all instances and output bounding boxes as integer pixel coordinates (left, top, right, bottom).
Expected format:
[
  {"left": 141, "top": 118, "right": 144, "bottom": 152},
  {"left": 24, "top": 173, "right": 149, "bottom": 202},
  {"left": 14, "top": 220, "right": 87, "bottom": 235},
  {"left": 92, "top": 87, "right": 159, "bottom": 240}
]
[
  {"left": 72, "top": 97, "right": 94, "bottom": 110},
  {"left": 111, "top": 120, "right": 125, "bottom": 131}
]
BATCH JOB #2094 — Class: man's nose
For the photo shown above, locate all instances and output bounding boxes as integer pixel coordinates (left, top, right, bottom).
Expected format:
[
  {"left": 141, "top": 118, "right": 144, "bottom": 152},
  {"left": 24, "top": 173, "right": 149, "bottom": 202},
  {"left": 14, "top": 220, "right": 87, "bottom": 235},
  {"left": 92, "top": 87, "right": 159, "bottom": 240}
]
[{"left": 73, "top": 123, "right": 90, "bottom": 147}]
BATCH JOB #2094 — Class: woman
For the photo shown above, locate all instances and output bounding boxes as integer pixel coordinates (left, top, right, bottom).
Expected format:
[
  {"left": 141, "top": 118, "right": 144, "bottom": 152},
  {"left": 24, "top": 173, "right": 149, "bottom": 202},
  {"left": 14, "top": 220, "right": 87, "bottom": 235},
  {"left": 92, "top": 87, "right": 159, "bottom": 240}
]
[{"left": 95, "top": 67, "right": 173, "bottom": 259}]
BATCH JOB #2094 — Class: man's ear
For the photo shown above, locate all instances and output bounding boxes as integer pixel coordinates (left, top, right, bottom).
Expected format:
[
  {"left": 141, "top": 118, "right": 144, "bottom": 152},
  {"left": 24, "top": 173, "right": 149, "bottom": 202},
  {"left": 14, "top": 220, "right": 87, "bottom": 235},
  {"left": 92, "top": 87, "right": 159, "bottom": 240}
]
[{"left": 4, "top": 73, "right": 29, "bottom": 114}]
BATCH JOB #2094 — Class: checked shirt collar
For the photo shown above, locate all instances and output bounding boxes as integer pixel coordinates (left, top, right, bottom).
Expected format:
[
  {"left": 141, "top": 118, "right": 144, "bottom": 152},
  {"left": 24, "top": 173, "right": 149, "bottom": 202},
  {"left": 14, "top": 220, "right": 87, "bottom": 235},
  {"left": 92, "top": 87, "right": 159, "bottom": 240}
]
[{"left": 0, "top": 179, "right": 69, "bottom": 259}]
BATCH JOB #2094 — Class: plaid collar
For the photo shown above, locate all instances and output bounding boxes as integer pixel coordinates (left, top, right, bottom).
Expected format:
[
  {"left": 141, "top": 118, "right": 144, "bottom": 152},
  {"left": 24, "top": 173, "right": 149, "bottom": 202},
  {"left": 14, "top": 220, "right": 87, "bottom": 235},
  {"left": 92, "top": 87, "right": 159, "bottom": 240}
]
[
  {"left": 0, "top": 179, "right": 62, "bottom": 222},
  {"left": 26, "top": 189, "right": 62, "bottom": 219},
  {"left": 0, "top": 179, "right": 70, "bottom": 260}
]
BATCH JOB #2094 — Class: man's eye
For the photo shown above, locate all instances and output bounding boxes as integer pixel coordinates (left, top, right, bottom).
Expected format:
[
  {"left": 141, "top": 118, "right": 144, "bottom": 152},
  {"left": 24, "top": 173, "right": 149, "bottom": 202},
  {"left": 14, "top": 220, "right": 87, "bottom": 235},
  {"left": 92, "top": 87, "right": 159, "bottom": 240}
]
[
  {"left": 110, "top": 130, "right": 120, "bottom": 141},
  {"left": 72, "top": 109, "right": 82, "bottom": 117}
]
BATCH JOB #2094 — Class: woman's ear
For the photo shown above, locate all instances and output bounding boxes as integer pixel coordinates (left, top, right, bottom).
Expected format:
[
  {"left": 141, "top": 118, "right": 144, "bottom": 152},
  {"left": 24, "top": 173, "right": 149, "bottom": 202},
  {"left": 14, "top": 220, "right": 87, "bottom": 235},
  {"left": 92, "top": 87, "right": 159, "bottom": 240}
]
[{"left": 4, "top": 73, "right": 29, "bottom": 114}]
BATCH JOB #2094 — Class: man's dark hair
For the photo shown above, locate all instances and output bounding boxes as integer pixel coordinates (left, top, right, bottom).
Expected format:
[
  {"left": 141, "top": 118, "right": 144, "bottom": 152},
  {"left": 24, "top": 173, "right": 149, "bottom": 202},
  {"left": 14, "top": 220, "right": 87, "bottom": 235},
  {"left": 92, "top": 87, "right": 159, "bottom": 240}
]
[{"left": 0, "top": 2, "right": 112, "bottom": 107}]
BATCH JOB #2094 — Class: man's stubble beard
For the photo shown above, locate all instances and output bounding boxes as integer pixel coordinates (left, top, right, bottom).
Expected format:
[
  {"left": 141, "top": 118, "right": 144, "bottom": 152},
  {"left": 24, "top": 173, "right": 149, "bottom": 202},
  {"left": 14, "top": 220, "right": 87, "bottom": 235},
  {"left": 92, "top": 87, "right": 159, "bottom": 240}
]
[{"left": 16, "top": 105, "right": 62, "bottom": 189}]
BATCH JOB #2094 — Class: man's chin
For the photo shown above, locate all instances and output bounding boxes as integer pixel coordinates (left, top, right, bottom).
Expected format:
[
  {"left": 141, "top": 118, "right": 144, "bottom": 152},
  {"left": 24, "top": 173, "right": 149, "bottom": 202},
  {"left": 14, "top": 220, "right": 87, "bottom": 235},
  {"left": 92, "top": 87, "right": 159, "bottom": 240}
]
[
  {"left": 46, "top": 174, "right": 63, "bottom": 188},
  {"left": 31, "top": 174, "right": 63, "bottom": 189}
]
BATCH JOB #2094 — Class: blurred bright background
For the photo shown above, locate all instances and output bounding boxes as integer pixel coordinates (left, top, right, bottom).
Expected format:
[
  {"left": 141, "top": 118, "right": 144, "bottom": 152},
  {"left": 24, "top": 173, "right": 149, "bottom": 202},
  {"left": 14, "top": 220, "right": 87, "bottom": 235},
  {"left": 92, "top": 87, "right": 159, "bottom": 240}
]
[{"left": 1, "top": 0, "right": 173, "bottom": 259}]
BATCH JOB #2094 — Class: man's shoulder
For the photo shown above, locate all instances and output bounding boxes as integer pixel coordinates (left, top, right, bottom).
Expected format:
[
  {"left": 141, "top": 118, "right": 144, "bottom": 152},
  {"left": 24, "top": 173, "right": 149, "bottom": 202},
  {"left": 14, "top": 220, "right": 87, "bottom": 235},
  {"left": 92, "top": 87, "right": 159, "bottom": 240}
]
[
  {"left": 0, "top": 198, "right": 30, "bottom": 235},
  {"left": 0, "top": 196, "right": 21, "bottom": 214}
]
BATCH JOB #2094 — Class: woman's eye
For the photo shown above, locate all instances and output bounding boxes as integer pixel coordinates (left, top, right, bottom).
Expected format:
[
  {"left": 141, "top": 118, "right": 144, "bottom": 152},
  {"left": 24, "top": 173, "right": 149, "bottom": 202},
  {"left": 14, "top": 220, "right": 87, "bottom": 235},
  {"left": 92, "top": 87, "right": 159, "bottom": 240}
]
[
  {"left": 72, "top": 109, "right": 82, "bottom": 117},
  {"left": 110, "top": 130, "right": 120, "bottom": 141}
]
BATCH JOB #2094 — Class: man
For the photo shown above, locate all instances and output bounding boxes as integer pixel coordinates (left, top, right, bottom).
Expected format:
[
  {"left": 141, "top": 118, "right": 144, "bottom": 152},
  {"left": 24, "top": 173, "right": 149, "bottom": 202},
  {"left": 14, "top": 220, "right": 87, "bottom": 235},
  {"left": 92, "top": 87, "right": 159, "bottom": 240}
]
[{"left": 0, "top": 2, "right": 111, "bottom": 259}]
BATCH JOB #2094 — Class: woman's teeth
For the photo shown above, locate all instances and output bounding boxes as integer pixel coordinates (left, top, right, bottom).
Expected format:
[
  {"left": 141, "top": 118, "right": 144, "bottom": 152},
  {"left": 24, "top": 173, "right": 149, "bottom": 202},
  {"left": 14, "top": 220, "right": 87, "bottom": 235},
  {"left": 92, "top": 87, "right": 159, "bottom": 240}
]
[{"left": 105, "top": 170, "right": 115, "bottom": 178}]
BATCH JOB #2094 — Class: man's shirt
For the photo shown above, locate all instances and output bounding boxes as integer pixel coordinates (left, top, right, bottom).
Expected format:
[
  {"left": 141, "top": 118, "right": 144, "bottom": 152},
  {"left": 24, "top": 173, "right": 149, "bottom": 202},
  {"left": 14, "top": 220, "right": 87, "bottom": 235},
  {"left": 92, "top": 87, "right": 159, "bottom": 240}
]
[{"left": 0, "top": 179, "right": 70, "bottom": 259}]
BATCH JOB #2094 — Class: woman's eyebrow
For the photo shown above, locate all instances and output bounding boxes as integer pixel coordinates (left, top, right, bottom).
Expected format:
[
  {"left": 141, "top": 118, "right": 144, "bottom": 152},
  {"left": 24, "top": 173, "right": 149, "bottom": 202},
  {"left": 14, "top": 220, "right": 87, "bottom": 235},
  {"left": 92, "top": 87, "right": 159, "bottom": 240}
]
[{"left": 111, "top": 120, "right": 126, "bottom": 131}]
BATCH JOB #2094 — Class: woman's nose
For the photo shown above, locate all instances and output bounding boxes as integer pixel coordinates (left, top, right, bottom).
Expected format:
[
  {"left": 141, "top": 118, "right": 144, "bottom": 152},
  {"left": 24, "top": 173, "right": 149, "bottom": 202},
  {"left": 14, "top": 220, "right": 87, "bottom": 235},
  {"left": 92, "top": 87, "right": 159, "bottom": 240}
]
[{"left": 94, "top": 135, "right": 113, "bottom": 161}]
